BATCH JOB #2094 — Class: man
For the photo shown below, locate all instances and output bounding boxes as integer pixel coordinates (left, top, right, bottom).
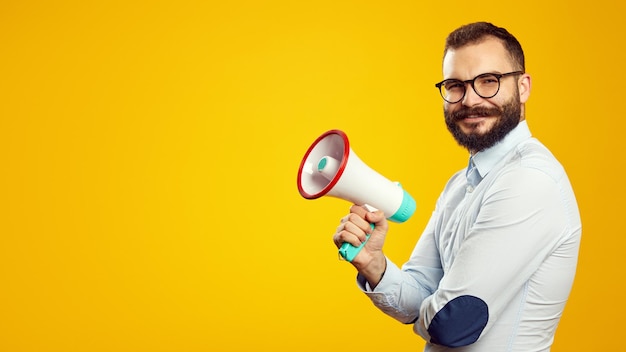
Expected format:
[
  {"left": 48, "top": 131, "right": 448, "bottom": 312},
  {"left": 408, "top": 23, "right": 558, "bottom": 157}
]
[{"left": 333, "top": 22, "right": 581, "bottom": 351}]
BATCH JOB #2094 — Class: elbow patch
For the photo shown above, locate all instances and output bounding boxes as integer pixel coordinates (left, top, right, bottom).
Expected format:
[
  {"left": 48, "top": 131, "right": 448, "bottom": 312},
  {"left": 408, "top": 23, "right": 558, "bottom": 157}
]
[{"left": 427, "top": 295, "right": 488, "bottom": 347}]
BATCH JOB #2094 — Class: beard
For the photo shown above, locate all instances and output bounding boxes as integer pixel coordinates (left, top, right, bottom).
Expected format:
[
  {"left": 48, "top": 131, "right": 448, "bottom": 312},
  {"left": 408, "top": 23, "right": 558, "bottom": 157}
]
[{"left": 444, "top": 94, "right": 522, "bottom": 153}]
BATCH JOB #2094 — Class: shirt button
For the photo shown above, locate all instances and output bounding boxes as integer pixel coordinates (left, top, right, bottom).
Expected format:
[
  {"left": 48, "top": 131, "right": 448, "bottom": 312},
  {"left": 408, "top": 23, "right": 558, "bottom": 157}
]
[{"left": 467, "top": 185, "right": 474, "bottom": 193}]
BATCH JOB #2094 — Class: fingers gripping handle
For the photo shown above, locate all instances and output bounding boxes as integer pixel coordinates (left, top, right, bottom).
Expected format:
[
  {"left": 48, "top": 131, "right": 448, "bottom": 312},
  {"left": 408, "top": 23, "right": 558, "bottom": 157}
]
[{"left": 339, "top": 223, "right": 375, "bottom": 262}]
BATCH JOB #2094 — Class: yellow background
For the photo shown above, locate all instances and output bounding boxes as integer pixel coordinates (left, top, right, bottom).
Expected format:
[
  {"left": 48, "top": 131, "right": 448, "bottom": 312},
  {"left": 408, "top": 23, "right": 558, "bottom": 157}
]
[{"left": 1, "top": 1, "right": 623, "bottom": 351}]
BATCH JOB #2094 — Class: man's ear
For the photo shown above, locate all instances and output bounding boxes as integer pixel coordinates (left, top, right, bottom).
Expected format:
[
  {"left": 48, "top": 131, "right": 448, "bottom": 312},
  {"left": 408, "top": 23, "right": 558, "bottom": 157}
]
[{"left": 519, "top": 73, "right": 531, "bottom": 103}]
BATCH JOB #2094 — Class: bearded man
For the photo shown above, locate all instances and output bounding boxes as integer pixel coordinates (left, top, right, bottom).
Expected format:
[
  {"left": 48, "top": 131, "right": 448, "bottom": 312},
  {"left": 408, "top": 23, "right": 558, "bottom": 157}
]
[{"left": 332, "top": 22, "right": 582, "bottom": 351}]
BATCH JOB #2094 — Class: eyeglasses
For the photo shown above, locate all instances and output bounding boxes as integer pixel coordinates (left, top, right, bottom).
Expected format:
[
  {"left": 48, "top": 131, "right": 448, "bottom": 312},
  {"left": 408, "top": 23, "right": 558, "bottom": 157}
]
[{"left": 435, "top": 71, "right": 524, "bottom": 104}]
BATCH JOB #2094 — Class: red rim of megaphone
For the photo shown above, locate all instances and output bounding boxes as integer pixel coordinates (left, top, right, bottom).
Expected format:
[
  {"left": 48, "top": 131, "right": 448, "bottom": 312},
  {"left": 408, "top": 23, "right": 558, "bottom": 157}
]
[{"left": 297, "top": 129, "right": 350, "bottom": 199}]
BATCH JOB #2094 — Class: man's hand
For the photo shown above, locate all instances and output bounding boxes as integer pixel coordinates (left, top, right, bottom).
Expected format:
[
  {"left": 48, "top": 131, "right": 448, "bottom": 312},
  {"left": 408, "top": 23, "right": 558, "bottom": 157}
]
[{"left": 333, "top": 204, "right": 389, "bottom": 288}]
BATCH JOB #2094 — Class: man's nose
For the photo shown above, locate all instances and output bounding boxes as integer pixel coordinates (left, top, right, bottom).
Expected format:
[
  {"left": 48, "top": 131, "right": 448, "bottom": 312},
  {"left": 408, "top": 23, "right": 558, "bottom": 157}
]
[{"left": 462, "top": 83, "right": 483, "bottom": 107}]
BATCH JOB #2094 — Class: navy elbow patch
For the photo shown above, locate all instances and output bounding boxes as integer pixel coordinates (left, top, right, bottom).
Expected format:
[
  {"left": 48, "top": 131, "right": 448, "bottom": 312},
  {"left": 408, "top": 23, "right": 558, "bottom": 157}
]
[{"left": 427, "top": 295, "right": 488, "bottom": 347}]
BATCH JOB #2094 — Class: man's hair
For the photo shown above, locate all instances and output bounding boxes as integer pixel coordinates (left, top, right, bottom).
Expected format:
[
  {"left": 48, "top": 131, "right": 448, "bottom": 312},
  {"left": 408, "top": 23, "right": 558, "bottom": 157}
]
[{"left": 444, "top": 22, "right": 525, "bottom": 71}]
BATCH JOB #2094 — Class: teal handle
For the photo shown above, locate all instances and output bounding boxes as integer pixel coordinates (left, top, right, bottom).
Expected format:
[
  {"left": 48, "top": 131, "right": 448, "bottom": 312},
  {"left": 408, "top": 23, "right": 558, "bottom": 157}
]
[{"left": 338, "top": 224, "right": 375, "bottom": 262}]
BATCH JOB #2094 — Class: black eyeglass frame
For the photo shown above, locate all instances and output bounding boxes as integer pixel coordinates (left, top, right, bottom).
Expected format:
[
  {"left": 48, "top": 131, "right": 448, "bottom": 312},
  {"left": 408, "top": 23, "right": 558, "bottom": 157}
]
[{"left": 435, "top": 71, "right": 525, "bottom": 104}]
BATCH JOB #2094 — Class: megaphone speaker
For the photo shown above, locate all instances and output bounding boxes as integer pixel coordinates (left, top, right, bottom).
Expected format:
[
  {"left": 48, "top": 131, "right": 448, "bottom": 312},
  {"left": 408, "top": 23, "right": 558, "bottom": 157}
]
[{"left": 297, "top": 129, "right": 416, "bottom": 262}]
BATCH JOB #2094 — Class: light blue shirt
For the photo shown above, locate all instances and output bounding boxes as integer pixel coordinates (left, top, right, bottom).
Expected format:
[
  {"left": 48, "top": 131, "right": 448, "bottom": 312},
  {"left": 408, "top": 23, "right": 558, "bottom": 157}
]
[{"left": 358, "top": 120, "right": 582, "bottom": 351}]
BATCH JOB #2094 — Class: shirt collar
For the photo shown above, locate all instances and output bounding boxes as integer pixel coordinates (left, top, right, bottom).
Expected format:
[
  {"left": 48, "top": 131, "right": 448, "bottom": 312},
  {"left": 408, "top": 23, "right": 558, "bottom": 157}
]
[{"left": 471, "top": 120, "right": 532, "bottom": 178}]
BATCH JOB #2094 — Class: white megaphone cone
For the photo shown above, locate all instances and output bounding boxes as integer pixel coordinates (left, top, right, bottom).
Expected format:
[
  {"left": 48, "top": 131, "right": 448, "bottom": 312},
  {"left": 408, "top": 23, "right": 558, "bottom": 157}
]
[{"left": 297, "top": 129, "right": 416, "bottom": 262}]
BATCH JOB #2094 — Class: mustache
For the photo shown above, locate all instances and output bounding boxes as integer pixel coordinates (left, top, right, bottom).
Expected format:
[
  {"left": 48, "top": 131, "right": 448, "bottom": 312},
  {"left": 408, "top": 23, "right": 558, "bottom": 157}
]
[{"left": 448, "top": 106, "right": 502, "bottom": 121}]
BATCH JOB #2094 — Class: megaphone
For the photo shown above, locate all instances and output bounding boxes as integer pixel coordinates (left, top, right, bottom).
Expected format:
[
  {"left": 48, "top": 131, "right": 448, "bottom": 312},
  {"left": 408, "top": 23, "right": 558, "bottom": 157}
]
[{"left": 297, "top": 129, "right": 416, "bottom": 262}]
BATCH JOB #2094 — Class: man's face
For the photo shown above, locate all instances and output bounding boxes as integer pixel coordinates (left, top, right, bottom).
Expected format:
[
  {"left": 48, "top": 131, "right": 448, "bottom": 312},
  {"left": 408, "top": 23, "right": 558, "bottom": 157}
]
[
  {"left": 441, "top": 37, "right": 526, "bottom": 153},
  {"left": 444, "top": 90, "right": 521, "bottom": 153}
]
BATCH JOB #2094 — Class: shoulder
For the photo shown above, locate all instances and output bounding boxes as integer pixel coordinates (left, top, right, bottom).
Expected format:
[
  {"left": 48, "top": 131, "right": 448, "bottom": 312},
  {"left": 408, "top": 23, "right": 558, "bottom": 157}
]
[
  {"left": 513, "top": 138, "right": 566, "bottom": 183},
  {"left": 483, "top": 138, "right": 573, "bottom": 210}
]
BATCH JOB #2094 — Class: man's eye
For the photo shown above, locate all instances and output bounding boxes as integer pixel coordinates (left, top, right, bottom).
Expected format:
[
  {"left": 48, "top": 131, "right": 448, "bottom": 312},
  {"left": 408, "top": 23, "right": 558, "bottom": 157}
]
[
  {"left": 478, "top": 76, "right": 498, "bottom": 84},
  {"left": 445, "top": 81, "right": 464, "bottom": 90}
]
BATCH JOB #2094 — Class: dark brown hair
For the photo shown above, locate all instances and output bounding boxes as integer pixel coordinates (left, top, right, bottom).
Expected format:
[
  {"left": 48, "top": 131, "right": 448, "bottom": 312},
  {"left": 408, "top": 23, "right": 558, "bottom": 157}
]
[{"left": 444, "top": 22, "right": 525, "bottom": 71}]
